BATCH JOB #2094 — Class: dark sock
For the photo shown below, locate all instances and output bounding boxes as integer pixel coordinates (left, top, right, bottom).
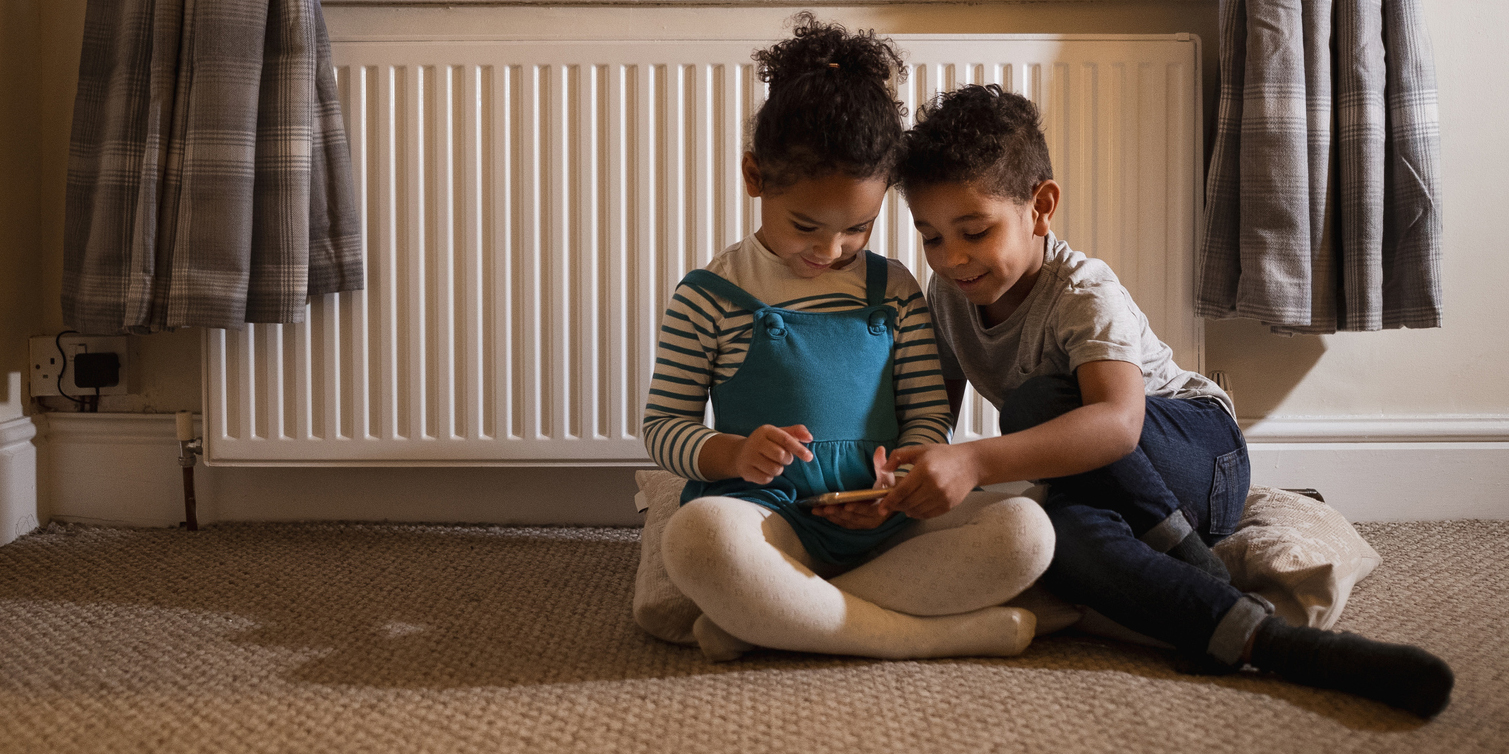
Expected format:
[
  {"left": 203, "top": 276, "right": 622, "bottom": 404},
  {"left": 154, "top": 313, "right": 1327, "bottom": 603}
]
[
  {"left": 1249, "top": 617, "right": 1455, "bottom": 718},
  {"left": 1165, "top": 533, "right": 1231, "bottom": 582}
]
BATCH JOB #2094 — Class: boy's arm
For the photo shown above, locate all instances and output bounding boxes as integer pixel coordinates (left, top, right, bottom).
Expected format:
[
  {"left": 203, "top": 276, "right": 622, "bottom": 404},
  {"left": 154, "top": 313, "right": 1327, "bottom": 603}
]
[{"left": 878, "top": 359, "right": 1145, "bottom": 519}]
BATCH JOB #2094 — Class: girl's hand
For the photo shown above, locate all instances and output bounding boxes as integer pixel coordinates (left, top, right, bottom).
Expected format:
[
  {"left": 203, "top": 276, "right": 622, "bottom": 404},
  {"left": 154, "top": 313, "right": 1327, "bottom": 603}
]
[
  {"left": 875, "top": 443, "right": 982, "bottom": 519},
  {"left": 810, "top": 501, "right": 892, "bottom": 529},
  {"left": 810, "top": 447, "right": 897, "bottom": 529},
  {"left": 733, "top": 424, "right": 814, "bottom": 484}
]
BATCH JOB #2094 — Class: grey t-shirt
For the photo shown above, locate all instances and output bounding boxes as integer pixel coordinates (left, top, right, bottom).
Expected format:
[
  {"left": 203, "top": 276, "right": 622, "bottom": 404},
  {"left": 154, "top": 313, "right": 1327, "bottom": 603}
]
[{"left": 928, "top": 232, "right": 1235, "bottom": 418}]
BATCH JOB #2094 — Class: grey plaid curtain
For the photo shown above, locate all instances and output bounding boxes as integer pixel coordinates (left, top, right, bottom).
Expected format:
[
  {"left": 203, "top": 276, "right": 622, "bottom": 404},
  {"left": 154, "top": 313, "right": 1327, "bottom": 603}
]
[
  {"left": 63, "top": 0, "right": 362, "bottom": 334},
  {"left": 1196, "top": 0, "right": 1442, "bottom": 333}
]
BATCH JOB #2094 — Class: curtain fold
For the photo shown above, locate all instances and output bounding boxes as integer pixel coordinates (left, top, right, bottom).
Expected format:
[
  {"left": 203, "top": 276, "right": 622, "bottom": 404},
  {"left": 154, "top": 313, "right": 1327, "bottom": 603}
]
[
  {"left": 63, "top": 0, "right": 362, "bottom": 334},
  {"left": 1196, "top": 0, "right": 1442, "bottom": 333}
]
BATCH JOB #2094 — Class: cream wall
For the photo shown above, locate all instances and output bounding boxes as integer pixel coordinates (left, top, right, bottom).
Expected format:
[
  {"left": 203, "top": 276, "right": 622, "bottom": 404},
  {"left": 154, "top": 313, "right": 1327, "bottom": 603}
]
[
  {"left": 32, "top": 1, "right": 201, "bottom": 415},
  {"left": 12, "top": 1, "right": 1507, "bottom": 525},
  {"left": 29, "top": 0, "right": 1507, "bottom": 423},
  {"left": 1, "top": 0, "right": 43, "bottom": 545},
  {"left": 1205, "top": 0, "right": 1509, "bottom": 418},
  {"left": 1, "top": 0, "right": 43, "bottom": 422}
]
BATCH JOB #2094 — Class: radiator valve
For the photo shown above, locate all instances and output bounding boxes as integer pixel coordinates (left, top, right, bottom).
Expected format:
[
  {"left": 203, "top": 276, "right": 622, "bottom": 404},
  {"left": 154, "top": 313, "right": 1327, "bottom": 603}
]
[
  {"left": 177, "top": 411, "right": 202, "bottom": 466},
  {"left": 176, "top": 411, "right": 201, "bottom": 531}
]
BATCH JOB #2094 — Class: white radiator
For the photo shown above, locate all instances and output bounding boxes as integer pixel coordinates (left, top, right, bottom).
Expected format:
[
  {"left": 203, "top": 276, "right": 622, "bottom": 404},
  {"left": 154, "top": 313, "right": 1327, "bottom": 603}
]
[{"left": 203, "top": 34, "right": 1202, "bottom": 466}]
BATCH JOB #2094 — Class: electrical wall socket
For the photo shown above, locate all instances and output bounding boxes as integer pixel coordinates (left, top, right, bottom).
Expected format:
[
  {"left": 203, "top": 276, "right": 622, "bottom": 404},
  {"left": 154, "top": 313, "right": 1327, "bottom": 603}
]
[{"left": 29, "top": 335, "right": 131, "bottom": 398}]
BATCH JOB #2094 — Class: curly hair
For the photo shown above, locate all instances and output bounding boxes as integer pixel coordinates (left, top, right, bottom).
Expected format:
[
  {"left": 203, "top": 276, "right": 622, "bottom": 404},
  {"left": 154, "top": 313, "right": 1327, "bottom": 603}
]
[
  {"left": 749, "top": 12, "right": 908, "bottom": 192},
  {"left": 898, "top": 84, "right": 1054, "bottom": 203}
]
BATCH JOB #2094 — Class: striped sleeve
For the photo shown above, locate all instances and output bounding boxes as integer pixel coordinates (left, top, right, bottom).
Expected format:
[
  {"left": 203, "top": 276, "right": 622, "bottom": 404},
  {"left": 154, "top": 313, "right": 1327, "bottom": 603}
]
[
  {"left": 889, "top": 266, "right": 955, "bottom": 450},
  {"left": 642, "top": 283, "right": 722, "bottom": 480}
]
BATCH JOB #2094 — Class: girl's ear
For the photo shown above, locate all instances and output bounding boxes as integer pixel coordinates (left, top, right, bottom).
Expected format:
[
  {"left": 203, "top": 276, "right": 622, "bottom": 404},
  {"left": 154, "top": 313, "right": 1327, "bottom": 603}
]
[
  {"left": 741, "top": 152, "right": 764, "bottom": 198},
  {"left": 1030, "top": 180, "right": 1061, "bottom": 236}
]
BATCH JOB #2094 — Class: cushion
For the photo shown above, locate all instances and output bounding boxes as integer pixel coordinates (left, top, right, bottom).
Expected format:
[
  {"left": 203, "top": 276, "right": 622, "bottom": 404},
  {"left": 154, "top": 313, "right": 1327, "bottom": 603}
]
[
  {"left": 631, "top": 470, "right": 700, "bottom": 645},
  {"left": 1212, "top": 485, "right": 1381, "bottom": 630},
  {"left": 630, "top": 470, "right": 1379, "bottom": 647}
]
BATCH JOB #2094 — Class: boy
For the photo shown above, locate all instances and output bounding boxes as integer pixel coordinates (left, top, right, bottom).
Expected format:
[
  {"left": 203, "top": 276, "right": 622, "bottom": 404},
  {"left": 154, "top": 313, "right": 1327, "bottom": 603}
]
[{"left": 878, "top": 84, "right": 1453, "bottom": 718}]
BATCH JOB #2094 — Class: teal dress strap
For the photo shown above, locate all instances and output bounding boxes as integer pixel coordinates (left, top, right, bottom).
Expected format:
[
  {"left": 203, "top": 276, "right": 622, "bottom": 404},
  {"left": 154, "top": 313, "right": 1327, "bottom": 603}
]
[
  {"left": 862, "top": 251, "right": 896, "bottom": 335},
  {"left": 864, "top": 250, "right": 889, "bottom": 307},
  {"left": 682, "top": 269, "right": 770, "bottom": 314}
]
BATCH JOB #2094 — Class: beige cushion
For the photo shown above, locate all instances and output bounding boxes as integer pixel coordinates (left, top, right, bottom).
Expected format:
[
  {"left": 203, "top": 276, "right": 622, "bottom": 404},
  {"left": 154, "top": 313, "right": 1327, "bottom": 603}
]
[
  {"left": 631, "top": 470, "right": 700, "bottom": 645},
  {"left": 1213, "top": 485, "right": 1381, "bottom": 630},
  {"left": 1074, "top": 485, "right": 1382, "bottom": 646},
  {"left": 631, "top": 471, "right": 1379, "bottom": 646}
]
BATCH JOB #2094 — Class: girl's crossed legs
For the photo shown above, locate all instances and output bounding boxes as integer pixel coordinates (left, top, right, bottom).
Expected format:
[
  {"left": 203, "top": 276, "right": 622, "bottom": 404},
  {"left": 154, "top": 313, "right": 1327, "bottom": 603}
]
[{"left": 661, "top": 490, "right": 1054, "bottom": 661}]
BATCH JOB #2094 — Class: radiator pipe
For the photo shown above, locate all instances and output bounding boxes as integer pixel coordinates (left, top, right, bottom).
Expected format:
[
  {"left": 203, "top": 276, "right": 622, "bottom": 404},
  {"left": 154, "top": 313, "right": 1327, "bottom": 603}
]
[{"left": 176, "top": 411, "right": 202, "bottom": 531}]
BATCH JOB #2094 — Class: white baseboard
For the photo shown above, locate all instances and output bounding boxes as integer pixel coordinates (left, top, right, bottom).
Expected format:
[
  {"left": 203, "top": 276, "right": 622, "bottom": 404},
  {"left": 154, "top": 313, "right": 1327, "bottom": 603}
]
[
  {"left": 40, "top": 413, "right": 644, "bottom": 528},
  {"left": 1242, "top": 414, "right": 1509, "bottom": 522},
  {"left": 35, "top": 412, "right": 1509, "bottom": 527},
  {"left": 1241, "top": 414, "right": 1509, "bottom": 443},
  {"left": 1248, "top": 442, "right": 1509, "bottom": 521},
  {"left": 0, "top": 415, "right": 41, "bottom": 546}
]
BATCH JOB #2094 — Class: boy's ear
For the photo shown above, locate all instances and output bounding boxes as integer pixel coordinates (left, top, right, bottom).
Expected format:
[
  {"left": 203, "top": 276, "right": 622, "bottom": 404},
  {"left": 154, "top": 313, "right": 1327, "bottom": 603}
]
[
  {"left": 741, "top": 152, "right": 763, "bottom": 198},
  {"left": 1031, "top": 180, "right": 1061, "bottom": 236}
]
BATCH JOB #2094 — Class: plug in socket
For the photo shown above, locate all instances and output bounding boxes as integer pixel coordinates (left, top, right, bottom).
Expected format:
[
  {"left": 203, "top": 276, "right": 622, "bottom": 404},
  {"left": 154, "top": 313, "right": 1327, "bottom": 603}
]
[{"left": 29, "top": 335, "right": 131, "bottom": 398}]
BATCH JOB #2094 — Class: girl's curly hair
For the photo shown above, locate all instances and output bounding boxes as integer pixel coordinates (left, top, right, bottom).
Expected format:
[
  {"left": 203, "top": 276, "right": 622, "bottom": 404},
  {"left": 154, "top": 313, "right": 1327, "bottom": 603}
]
[
  {"left": 749, "top": 12, "right": 908, "bottom": 192},
  {"left": 899, "top": 84, "right": 1054, "bottom": 203}
]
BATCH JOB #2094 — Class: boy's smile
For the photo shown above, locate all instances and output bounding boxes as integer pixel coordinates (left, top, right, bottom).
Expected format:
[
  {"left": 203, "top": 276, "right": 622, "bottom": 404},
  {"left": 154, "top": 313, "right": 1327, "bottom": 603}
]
[
  {"left": 907, "top": 180, "right": 1060, "bottom": 326},
  {"left": 743, "top": 154, "right": 889, "bottom": 279}
]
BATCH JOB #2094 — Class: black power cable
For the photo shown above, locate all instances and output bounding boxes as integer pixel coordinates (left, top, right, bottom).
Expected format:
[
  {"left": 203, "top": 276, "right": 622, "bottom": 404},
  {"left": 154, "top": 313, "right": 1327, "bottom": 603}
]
[{"left": 54, "top": 330, "right": 93, "bottom": 410}]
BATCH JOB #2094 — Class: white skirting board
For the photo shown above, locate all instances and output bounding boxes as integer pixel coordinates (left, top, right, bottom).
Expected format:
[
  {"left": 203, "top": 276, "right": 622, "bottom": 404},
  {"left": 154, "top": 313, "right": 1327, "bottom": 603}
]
[
  {"left": 34, "top": 413, "right": 1509, "bottom": 528},
  {"left": 0, "top": 415, "right": 41, "bottom": 546},
  {"left": 40, "top": 413, "right": 643, "bottom": 529}
]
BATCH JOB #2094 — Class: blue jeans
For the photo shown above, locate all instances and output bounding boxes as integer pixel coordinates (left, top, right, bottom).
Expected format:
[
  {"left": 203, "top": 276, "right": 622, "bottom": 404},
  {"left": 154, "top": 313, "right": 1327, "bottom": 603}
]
[{"left": 999, "top": 375, "right": 1268, "bottom": 662}]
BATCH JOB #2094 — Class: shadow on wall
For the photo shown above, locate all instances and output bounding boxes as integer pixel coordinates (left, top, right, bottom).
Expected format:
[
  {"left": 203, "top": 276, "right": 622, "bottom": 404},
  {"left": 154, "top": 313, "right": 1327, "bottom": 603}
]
[
  {"left": 1205, "top": 319, "right": 1327, "bottom": 419},
  {"left": 1, "top": 372, "right": 17, "bottom": 412}
]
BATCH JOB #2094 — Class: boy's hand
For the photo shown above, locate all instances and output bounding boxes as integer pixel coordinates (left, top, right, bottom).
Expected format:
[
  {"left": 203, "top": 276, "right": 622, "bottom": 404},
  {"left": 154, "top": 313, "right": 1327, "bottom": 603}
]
[
  {"left": 871, "top": 445, "right": 897, "bottom": 490},
  {"left": 732, "top": 424, "right": 814, "bottom": 484},
  {"left": 875, "top": 443, "right": 981, "bottom": 519},
  {"left": 811, "top": 446, "right": 896, "bottom": 529}
]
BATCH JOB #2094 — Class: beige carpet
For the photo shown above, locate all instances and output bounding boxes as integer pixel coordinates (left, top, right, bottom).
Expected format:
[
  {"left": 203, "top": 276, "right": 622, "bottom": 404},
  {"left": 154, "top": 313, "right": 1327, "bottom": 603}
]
[{"left": 0, "top": 520, "right": 1504, "bottom": 753}]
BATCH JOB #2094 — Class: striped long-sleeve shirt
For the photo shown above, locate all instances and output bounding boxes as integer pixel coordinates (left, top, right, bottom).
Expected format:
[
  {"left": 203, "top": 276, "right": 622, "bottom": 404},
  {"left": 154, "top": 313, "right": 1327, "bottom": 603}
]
[{"left": 643, "top": 234, "right": 954, "bottom": 481}]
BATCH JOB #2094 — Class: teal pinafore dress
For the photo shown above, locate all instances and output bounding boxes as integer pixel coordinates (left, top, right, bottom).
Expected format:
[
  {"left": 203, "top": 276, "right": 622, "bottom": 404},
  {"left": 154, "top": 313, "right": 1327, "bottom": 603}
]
[{"left": 678, "top": 251, "right": 911, "bottom": 567}]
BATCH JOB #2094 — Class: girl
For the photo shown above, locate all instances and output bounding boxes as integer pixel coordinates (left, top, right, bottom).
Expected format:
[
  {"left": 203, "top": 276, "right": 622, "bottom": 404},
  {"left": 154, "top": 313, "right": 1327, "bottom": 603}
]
[
  {"left": 882, "top": 84, "right": 1453, "bottom": 718},
  {"left": 643, "top": 15, "right": 1055, "bottom": 662}
]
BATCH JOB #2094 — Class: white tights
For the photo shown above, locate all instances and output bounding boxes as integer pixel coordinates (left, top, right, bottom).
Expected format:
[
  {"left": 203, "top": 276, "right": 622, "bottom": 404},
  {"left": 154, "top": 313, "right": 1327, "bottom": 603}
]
[{"left": 660, "top": 490, "right": 1055, "bottom": 661}]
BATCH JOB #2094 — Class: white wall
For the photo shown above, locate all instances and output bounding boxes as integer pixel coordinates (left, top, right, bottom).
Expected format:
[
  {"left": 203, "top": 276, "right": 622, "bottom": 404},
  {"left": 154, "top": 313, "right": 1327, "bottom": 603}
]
[{"left": 15, "top": 1, "right": 1508, "bottom": 525}]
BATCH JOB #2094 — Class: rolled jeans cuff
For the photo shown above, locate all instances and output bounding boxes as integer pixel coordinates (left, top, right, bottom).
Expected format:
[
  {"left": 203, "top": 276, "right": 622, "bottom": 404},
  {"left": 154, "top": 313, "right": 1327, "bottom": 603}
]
[
  {"left": 1207, "top": 593, "right": 1274, "bottom": 665},
  {"left": 1140, "top": 509, "right": 1193, "bottom": 552}
]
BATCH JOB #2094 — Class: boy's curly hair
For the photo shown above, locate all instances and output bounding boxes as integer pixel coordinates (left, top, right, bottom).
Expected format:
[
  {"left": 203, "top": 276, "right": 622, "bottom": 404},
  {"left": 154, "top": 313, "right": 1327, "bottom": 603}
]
[
  {"left": 899, "top": 84, "right": 1054, "bottom": 203},
  {"left": 749, "top": 12, "right": 908, "bottom": 192}
]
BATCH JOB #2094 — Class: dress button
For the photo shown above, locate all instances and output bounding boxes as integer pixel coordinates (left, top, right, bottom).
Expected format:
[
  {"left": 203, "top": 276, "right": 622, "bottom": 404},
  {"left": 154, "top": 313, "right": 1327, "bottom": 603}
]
[
  {"left": 868, "top": 310, "right": 888, "bottom": 334},
  {"left": 763, "top": 312, "right": 787, "bottom": 338}
]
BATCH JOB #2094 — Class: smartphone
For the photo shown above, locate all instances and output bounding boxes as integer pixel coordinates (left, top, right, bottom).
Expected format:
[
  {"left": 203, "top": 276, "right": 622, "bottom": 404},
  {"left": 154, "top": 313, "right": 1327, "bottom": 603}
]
[{"left": 795, "top": 488, "right": 890, "bottom": 508}]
